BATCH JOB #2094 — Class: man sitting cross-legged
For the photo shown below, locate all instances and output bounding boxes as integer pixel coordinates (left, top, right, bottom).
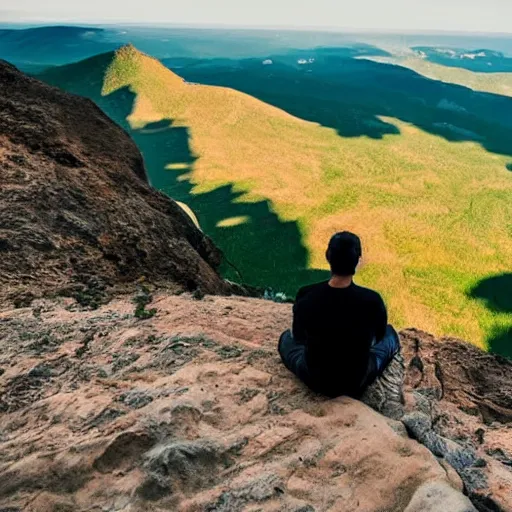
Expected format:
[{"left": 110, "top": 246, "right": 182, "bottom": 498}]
[{"left": 279, "top": 231, "right": 400, "bottom": 398}]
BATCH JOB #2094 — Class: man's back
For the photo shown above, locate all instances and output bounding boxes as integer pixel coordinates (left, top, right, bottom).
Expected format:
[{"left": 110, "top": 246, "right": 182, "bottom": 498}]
[{"left": 292, "top": 280, "right": 387, "bottom": 395}]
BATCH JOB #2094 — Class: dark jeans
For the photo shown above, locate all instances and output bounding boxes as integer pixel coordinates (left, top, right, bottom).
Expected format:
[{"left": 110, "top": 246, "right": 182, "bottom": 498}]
[{"left": 278, "top": 325, "right": 400, "bottom": 396}]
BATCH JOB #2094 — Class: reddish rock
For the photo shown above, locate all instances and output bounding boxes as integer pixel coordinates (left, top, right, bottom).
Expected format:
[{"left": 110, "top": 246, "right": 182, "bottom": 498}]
[{"left": 0, "top": 60, "right": 232, "bottom": 306}]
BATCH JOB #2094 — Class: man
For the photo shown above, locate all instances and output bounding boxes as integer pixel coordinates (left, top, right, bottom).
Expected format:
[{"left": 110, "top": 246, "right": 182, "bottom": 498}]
[{"left": 278, "top": 231, "right": 400, "bottom": 398}]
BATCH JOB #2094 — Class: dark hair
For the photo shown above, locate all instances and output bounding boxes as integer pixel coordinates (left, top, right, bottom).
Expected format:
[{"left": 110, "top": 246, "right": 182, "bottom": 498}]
[{"left": 326, "top": 231, "right": 362, "bottom": 276}]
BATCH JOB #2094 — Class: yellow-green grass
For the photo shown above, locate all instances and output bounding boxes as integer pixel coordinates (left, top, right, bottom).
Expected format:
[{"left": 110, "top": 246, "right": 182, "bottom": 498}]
[
  {"left": 366, "top": 55, "right": 512, "bottom": 97},
  {"left": 45, "top": 46, "right": 512, "bottom": 354}
]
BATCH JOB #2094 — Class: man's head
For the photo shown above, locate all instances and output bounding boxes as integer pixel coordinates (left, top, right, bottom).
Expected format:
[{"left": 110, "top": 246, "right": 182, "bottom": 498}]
[{"left": 326, "top": 231, "right": 362, "bottom": 276}]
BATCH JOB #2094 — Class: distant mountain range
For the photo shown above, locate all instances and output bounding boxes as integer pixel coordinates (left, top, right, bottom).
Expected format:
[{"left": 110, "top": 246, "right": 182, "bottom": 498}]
[
  {"left": 3, "top": 23, "right": 512, "bottom": 72},
  {"left": 0, "top": 26, "right": 116, "bottom": 70}
]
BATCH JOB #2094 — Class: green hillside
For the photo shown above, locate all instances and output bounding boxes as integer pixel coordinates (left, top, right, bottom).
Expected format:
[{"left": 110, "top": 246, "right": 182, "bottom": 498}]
[
  {"left": 38, "top": 46, "right": 512, "bottom": 356},
  {"left": 366, "top": 55, "right": 512, "bottom": 97}
]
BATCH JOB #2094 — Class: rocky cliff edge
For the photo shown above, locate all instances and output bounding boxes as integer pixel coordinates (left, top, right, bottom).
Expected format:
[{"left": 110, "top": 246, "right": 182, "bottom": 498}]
[{"left": 0, "top": 60, "right": 232, "bottom": 306}]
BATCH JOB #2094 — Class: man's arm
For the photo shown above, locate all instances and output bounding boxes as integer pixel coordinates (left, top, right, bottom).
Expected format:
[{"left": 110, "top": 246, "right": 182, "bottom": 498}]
[
  {"left": 292, "top": 288, "right": 308, "bottom": 343},
  {"left": 375, "top": 295, "right": 388, "bottom": 342}
]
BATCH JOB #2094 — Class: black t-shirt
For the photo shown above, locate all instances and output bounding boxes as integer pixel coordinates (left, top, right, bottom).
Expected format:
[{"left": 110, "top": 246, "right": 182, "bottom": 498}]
[{"left": 292, "top": 280, "right": 387, "bottom": 395}]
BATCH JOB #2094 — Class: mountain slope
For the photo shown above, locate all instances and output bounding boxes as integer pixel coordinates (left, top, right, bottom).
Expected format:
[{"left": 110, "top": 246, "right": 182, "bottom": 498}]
[
  {"left": 0, "top": 59, "right": 232, "bottom": 304},
  {"left": 38, "top": 46, "right": 512, "bottom": 354}
]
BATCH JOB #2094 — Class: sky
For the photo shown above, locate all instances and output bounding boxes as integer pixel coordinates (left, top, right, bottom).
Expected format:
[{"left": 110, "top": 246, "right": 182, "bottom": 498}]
[{"left": 2, "top": 0, "right": 512, "bottom": 34}]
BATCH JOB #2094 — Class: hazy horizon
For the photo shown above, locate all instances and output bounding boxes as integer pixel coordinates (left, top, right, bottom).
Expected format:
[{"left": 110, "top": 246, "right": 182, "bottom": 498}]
[
  {"left": 3, "top": 19, "right": 512, "bottom": 38},
  {"left": 2, "top": 0, "right": 512, "bottom": 35}
]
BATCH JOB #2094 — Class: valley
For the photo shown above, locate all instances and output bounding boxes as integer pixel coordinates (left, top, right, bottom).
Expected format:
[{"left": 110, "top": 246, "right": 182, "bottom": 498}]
[{"left": 35, "top": 43, "right": 512, "bottom": 355}]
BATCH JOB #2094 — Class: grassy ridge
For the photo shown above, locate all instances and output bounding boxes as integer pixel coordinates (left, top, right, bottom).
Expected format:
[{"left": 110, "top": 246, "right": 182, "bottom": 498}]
[{"left": 38, "top": 46, "right": 512, "bottom": 355}]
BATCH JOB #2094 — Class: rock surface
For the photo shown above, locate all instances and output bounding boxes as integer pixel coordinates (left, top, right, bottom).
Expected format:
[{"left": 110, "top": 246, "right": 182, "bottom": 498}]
[
  {"left": 1, "top": 294, "right": 509, "bottom": 511},
  {"left": 400, "top": 329, "right": 512, "bottom": 511},
  {"left": 0, "top": 60, "right": 231, "bottom": 305}
]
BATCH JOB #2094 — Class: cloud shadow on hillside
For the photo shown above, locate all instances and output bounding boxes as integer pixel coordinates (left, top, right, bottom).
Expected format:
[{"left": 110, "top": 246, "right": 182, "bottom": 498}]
[
  {"left": 101, "top": 85, "right": 329, "bottom": 295},
  {"left": 469, "top": 273, "right": 512, "bottom": 359},
  {"left": 174, "top": 48, "right": 512, "bottom": 159}
]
